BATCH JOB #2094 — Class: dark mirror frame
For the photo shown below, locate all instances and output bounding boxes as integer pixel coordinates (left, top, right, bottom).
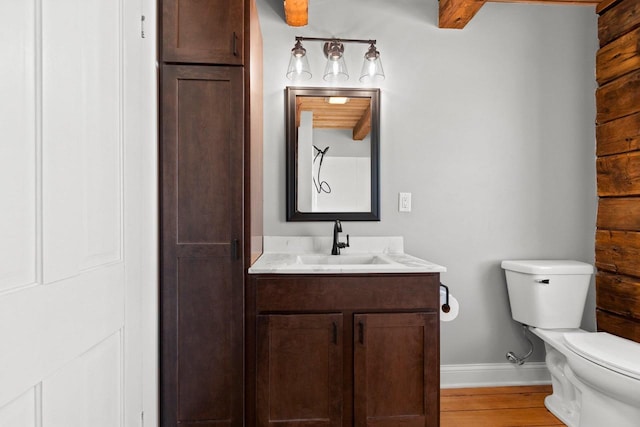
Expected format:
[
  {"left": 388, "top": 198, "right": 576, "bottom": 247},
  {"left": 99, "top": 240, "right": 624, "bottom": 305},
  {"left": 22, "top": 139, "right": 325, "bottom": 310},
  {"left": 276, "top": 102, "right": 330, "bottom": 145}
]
[{"left": 286, "top": 86, "right": 381, "bottom": 221}]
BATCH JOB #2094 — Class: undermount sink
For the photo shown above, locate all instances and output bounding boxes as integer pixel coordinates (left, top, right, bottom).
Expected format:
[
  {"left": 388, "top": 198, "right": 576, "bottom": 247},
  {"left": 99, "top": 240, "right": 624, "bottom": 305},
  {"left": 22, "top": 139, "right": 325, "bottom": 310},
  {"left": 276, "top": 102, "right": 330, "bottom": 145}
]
[{"left": 296, "top": 254, "right": 392, "bottom": 265}]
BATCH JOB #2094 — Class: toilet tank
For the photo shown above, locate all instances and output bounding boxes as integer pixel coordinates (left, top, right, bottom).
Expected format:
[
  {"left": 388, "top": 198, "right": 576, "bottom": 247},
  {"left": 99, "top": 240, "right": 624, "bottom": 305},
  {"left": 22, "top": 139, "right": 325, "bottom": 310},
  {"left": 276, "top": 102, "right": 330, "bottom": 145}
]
[{"left": 501, "top": 260, "right": 593, "bottom": 329}]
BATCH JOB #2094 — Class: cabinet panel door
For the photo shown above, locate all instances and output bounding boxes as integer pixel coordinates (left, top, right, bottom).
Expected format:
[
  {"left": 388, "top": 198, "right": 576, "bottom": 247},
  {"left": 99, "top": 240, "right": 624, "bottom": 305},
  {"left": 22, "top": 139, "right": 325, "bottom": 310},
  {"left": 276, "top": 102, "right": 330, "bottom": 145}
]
[
  {"left": 257, "top": 314, "right": 343, "bottom": 427},
  {"left": 160, "top": 65, "right": 244, "bottom": 427},
  {"left": 354, "top": 313, "right": 439, "bottom": 427},
  {"left": 162, "top": 0, "right": 243, "bottom": 64}
]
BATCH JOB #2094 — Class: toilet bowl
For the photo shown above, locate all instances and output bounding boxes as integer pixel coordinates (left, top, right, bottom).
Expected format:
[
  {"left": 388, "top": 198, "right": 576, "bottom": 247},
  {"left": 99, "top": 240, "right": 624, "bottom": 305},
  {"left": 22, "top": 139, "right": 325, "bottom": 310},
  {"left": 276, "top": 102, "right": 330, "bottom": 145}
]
[{"left": 502, "top": 260, "right": 640, "bottom": 427}]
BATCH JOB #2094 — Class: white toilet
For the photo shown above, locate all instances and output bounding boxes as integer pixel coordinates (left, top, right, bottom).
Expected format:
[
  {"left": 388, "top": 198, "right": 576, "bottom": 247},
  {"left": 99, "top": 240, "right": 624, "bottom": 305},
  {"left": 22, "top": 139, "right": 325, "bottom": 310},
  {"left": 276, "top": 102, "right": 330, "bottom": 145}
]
[{"left": 502, "top": 260, "right": 640, "bottom": 427}]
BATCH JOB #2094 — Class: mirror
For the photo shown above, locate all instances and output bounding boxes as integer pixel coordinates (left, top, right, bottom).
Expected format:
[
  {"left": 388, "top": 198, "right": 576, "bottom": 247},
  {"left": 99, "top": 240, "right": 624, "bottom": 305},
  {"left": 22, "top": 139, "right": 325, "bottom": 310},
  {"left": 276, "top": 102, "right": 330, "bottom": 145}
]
[{"left": 286, "top": 87, "right": 380, "bottom": 221}]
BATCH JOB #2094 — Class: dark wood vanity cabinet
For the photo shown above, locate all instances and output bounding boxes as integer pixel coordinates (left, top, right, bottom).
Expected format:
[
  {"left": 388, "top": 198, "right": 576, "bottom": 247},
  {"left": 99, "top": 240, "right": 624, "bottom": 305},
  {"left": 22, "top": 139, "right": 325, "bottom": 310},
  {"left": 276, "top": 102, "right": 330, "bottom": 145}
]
[{"left": 246, "top": 274, "right": 441, "bottom": 427}]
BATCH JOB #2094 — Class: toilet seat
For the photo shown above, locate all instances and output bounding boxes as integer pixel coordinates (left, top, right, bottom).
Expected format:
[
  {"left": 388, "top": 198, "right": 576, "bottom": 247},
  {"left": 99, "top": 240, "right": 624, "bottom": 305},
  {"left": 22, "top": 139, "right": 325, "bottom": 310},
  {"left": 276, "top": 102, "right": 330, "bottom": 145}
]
[{"left": 563, "top": 332, "right": 640, "bottom": 381}]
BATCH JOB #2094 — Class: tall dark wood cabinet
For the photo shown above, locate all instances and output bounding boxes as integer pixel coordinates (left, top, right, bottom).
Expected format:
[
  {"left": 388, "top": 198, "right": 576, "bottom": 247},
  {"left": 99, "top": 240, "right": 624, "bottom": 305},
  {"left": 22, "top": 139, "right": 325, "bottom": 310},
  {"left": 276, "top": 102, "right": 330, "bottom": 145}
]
[{"left": 159, "top": 1, "right": 263, "bottom": 426}]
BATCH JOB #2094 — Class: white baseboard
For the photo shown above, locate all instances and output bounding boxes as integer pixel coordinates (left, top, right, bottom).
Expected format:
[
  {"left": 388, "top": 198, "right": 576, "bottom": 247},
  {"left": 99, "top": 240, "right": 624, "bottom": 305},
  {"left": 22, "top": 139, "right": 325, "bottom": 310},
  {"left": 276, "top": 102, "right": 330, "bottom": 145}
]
[{"left": 441, "top": 362, "right": 551, "bottom": 389}]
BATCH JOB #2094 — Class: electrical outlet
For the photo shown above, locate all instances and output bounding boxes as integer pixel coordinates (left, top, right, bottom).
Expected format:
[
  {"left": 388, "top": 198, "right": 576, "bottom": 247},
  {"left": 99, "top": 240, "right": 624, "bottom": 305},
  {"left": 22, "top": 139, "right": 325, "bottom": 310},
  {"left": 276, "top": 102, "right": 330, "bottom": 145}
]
[{"left": 399, "top": 192, "right": 411, "bottom": 212}]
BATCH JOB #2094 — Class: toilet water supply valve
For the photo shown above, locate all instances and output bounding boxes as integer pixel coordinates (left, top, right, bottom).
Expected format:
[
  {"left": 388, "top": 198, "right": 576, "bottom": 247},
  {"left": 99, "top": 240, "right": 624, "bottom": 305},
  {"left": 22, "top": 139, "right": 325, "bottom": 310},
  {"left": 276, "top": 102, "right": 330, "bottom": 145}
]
[{"left": 506, "top": 324, "right": 535, "bottom": 365}]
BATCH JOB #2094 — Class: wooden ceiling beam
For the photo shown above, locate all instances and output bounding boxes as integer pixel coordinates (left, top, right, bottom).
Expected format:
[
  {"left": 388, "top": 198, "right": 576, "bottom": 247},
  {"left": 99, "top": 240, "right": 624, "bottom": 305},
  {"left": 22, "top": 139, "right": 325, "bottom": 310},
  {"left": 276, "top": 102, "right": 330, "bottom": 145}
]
[
  {"left": 284, "top": 0, "right": 308, "bottom": 27},
  {"left": 439, "top": 0, "right": 487, "bottom": 29},
  {"left": 439, "top": 0, "right": 599, "bottom": 29},
  {"left": 489, "top": 0, "right": 598, "bottom": 3},
  {"left": 597, "top": 0, "right": 620, "bottom": 14},
  {"left": 353, "top": 104, "right": 372, "bottom": 141}
]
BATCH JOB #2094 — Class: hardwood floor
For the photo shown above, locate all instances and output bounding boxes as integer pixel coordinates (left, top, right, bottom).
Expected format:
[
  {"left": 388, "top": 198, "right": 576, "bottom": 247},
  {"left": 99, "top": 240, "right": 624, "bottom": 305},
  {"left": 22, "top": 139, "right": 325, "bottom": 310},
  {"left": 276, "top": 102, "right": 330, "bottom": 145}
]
[{"left": 441, "top": 385, "right": 564, "bottom": 427}]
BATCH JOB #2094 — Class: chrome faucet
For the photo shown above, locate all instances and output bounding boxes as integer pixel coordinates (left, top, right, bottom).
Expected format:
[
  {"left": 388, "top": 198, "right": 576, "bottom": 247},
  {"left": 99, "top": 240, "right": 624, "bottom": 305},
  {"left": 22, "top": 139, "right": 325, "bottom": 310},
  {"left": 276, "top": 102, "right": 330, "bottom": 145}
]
[{"left": 331, "top": 220, "right": 350, "bottom": 255}]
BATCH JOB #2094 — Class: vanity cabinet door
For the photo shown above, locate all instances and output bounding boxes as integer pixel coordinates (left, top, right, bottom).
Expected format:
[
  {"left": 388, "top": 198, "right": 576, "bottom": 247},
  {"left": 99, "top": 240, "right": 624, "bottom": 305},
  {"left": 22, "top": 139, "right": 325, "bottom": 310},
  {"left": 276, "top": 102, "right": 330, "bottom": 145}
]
[
  {"left": 161, "top": 0, "right": 244, "bottom": 64},
  {"left": 257, "top": 314, "right": 344, "bottom": 427},
  {"left": 353, "top": 312, "right": 439, "bottom": 427}
]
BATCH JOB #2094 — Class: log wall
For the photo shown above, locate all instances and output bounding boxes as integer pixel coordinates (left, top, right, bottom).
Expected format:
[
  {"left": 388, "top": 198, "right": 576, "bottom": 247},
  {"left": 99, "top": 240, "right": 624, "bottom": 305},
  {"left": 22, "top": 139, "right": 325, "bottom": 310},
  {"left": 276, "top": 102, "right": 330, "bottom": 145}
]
[{"left": 596, "top": 0, "right": 640, "bottom": 342}]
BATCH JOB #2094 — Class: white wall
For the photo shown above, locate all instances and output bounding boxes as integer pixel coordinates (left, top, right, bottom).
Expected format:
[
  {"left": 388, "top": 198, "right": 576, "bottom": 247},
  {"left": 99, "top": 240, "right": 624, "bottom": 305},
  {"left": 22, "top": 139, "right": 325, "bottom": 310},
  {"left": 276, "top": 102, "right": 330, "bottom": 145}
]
[{"left": 256, "top": 0, "right": 598, "bottom": 366}]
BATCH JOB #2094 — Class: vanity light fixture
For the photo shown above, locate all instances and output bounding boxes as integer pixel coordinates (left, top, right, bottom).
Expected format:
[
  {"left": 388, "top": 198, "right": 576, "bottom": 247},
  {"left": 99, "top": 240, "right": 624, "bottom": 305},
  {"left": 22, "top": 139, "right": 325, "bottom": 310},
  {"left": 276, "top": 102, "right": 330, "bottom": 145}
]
[
  {"left": 286, "top": 40, "right": 312, "bottom": 81},
  {"left": 286, "top": 36, "right": 385, "bottom": 83},
  {"left": 360, "top": 42, "right": 385, "bottom": 83}
]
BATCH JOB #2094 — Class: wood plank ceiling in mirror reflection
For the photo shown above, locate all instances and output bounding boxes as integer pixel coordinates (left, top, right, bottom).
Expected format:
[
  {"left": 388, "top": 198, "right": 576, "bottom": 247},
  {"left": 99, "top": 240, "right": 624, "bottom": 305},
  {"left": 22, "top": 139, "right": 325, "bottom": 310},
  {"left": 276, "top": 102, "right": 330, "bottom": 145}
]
[{"left": 296, "top": 96, "right": 371, "bottom": 140}]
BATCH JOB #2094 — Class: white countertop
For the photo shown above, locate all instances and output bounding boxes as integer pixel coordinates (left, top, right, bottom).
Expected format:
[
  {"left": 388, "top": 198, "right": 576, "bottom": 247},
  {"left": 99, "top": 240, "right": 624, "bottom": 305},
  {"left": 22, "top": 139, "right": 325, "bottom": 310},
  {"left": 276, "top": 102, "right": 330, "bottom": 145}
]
[{"left": 248, "top": 236, "right": 447, "bottom": 274}]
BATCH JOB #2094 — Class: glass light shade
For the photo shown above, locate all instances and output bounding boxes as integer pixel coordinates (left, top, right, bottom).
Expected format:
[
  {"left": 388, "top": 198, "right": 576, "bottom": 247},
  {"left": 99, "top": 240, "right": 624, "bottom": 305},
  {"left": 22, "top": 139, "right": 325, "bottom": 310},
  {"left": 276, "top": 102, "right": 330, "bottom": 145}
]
[
  {"left": 359, "top": 55, "right": 385, "bottom": 83},
  {"left": 323, "top": 56, "right": 349, "bottom": 82},
  {"left": 286, "top": 42, "right": 312, "bottom": 81}
]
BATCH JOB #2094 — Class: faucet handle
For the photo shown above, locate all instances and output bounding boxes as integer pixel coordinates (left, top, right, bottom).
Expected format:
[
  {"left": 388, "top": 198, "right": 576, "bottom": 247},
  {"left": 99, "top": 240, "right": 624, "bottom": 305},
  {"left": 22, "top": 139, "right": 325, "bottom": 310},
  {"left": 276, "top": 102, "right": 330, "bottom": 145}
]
[{"left": 338, "top": 234, "right": 350, "bottom": 250}]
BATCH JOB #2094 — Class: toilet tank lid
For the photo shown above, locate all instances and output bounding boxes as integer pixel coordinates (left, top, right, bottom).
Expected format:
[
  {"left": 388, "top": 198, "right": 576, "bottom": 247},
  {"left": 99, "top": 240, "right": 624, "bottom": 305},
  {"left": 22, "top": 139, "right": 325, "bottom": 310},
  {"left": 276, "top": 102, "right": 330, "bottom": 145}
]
[
  {"left": 564, "top": 332, "right": 640, "bottom": 380},
  {"left": 501, "top": 260, "right": 593, "bottom": 275}
]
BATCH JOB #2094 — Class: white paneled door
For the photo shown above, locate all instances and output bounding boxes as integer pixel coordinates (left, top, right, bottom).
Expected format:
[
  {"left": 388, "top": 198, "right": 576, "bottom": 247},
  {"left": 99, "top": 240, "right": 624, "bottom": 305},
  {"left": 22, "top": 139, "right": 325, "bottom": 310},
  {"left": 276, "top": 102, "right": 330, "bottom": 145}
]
[{"left": 0, "top": 0, "right": 157, "bottom": 426}]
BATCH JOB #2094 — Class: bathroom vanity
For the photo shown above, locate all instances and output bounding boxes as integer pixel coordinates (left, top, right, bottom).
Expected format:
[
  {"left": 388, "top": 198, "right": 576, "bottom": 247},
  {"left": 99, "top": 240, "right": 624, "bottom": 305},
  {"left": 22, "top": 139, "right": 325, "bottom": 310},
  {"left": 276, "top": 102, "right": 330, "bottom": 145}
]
[{"left": 246, "top": 237, "right": 445, "bottom": 427}]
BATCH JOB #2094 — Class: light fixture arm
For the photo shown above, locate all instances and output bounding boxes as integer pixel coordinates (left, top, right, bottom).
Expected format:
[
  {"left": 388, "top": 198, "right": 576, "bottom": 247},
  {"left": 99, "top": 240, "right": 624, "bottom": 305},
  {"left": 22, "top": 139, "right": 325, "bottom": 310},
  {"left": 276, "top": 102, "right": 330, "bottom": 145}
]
[{"left": 295, "top": 36, "right": 377, "bottom": 45}]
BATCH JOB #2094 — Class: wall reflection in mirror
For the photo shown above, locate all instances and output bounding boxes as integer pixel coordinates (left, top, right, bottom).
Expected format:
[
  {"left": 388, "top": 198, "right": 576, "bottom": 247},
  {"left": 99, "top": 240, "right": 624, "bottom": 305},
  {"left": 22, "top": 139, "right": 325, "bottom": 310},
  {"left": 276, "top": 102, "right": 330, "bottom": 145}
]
[{"left": 286, "top": 87, "right": 380, "bottom": 221}]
